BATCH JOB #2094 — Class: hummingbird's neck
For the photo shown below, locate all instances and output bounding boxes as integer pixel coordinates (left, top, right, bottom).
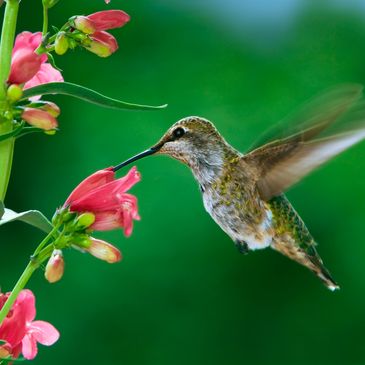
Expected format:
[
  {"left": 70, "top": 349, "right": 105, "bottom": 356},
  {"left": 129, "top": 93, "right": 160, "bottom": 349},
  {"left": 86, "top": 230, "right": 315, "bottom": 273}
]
[{"left": 189, "top": 144, "right": 240, "bottom": 188}]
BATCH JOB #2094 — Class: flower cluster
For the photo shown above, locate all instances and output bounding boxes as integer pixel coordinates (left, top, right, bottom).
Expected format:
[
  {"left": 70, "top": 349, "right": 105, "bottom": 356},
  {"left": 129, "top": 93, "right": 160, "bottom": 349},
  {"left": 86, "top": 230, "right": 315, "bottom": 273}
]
[
  {"left": 0, "top": 1, "right": 150, "bottom": 363},
  {"left": 6, "top": 32, "right": 63, "bottom": 131},
  {"left": 69, "top": 10, "right": 130, "bottom": 57},
  {"left": 0, "top": 290, "right": 59, "bottom": 361},
  {"left": 44, "top": 167, "right": 140, "bottom": 283},
  {"left": 4, "top": 10, "right": 130, "bottom": 133}
]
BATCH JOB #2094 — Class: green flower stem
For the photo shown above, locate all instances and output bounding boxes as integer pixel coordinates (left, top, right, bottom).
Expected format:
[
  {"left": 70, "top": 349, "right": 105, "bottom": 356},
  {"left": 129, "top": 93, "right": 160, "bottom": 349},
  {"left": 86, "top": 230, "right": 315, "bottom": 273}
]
[
  {"left": 42, "top": 3, "right": 48, "bottom": 36},
  {"left": 0, "top": 261, "right": 37, "bottom": 324},
  {"left": 0, "top": 224, "right": 60, "bottom": 325},
  {"left": 0, "top": 0, "right": 19, "bottom": 202},
  {"left": 0, "top": 126, "right": 14, "bottom": 201},
  {"left": 0, "top": 0, "right": 19, "bottom": 103},
  {"left": 33, "top": 224, "right": 62, "bottom": 256}
]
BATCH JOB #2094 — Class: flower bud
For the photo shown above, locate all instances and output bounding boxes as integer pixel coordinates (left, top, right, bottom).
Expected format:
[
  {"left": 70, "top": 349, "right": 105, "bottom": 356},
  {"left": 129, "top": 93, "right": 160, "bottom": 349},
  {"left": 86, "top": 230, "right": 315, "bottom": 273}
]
[
  {"left": 87, "top": 238, "right": 121, "bottom": 263},
  {"left": 39, "top": 101, "right": 60, "bottom": 117},
  {"left": 7, "top": 84, "right": 23, "bottom": 103},
  {"left": 84, "top": 31, "right": 118, "bottom": 58},
  {"left": 75, "top": 212, "right": 95, "bottom": 229},
  {"left": 54, "top": 32, "right": 69, "bottom": 55},
  {"left": 45, "top": 250, "right": 64, "bottom": 283},
  {"left": 71, "top": 16, "right": 96, "bottom": 34},
  {"left": 21, "top": 108, "right": 58, "bottom": 130},
  {"left": 85, "top": 41, "right": 112, "bottom": 57}
]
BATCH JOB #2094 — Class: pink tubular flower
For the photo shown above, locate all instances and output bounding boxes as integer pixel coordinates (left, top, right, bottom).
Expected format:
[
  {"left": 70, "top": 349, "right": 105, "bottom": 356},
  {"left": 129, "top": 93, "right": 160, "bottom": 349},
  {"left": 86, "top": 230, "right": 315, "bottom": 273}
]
[
  {"left": 21, "top": 108, "right": 58, "bottom": 130},
  {"left": 0, "top": 289, "right": 59, "bottom": 360},
  {"left": 65, "top": 166, "right": 140, "bottom": 237},
  {"left": 8, "top": 32, "right": 63, "bottom": 87}
]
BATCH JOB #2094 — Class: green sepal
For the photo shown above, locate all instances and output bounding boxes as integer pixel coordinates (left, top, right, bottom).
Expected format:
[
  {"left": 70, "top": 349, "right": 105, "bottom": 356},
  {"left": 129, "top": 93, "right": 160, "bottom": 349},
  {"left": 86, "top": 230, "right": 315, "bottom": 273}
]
[
  {"left": 21, "top": 82, "right": 168, "bottom": 111},
  {"left": 0, "top": 207, "right": 53, "bottom": 233},
  {"left": 46, "top": 52, "right": 63, "bottom": 72}
]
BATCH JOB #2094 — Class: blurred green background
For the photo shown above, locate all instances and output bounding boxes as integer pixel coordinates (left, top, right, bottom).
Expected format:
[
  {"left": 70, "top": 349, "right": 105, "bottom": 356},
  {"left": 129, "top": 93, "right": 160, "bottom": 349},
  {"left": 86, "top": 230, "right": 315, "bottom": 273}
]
[{"left": 2, "top": 0, "right": 365, "bottom": 364}]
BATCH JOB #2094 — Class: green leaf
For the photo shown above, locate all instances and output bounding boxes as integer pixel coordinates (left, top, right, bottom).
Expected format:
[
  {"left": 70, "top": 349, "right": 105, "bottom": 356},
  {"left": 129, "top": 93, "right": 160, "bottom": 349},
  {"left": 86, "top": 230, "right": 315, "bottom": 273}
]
[
  {"left": 0, "top": 208, "right": 53, "bottom": 233},
  {"left": 0, "top": 122, "right": 25, "bottom": 142},
  {"left": 21, "top": 82, "right": 168, "bottom": 111}
]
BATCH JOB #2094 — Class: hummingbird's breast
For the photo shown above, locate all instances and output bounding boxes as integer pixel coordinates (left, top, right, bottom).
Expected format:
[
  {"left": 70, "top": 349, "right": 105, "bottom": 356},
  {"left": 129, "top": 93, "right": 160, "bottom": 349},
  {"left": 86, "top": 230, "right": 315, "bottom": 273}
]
[{"left": 201, "top": 157, "right": 274, "bottom": 250}]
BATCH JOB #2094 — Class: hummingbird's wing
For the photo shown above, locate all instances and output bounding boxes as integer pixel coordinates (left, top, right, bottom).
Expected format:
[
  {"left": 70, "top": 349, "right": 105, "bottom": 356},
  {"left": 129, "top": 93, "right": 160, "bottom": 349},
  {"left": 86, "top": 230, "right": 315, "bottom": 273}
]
[
  {"left": 249, "top": 84, "right": 363, "bottom": 151},
  {"left": 243, "top": 84, "right": 365, "bottom": 200}
]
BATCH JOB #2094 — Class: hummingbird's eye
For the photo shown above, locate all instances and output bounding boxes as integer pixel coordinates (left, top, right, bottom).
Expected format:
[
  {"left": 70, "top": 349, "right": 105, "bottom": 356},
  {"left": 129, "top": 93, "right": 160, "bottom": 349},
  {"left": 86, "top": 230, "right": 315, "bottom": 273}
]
[{"left": 172, "top": 127, "right": 185, "bottom": 139}]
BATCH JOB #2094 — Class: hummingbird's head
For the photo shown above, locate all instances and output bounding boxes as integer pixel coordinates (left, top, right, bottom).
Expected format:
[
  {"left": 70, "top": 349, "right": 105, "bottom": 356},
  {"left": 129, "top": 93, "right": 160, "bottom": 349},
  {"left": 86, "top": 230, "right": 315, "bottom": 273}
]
[
  {"left": 152, "top": 116, "right": 225, "bottom": 165},
  {"left": 113, "top": 116, "right": 230, "bottom": 183}
]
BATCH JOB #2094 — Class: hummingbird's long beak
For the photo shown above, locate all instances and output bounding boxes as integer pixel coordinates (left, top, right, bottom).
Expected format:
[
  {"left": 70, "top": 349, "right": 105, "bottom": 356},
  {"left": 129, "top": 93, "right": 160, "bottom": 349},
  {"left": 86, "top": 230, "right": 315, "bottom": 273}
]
[{"left": 112, "top": 145, "right": 160, "bottom": 172}]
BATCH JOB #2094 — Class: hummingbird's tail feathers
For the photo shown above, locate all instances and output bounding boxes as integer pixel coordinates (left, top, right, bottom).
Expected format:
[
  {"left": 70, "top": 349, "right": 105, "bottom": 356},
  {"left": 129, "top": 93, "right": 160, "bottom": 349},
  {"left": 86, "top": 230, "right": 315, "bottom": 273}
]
[
  {"left": 316, "top": 266, "right": 340, "bottom": 292},
  {"left": 271, "top": 238, "right": 339, "bottom": 291},
  {"left": 269, "top": 195, "right": 339, "bottom": 291},
  {"left": 244, "top": 88, "right": 365, "bottom": 200}
]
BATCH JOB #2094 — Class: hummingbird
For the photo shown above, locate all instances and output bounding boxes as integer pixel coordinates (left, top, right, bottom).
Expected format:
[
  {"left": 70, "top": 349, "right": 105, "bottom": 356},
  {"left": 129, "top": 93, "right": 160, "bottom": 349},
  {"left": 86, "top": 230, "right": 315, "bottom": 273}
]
[{"left": 114, "top": 84, "right": 365, "bottom": 291}]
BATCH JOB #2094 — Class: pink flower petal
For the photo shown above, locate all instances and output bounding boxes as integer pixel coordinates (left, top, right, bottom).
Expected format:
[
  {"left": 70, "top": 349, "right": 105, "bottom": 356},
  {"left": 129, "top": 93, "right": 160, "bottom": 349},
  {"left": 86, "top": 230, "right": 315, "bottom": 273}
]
[
  {"left": 0, "top": 290, "right": 34, "bottom": 348},
  {"left": 9, "top": 32, "right": 48, "bottom": 84},
  {"left": 122, "top": 208, "right": 134, "bottom": 237},
  {"left": 69, "top": 167, "right": 140, "bottom": 212},
  {"left": 0, "top": 289, "right": 59, "bottom": 361},
  {"left": 13, "top": 32, "right": 46, "bottom": 63},
  {"left": 13, "top": 32, "right": 42, "bottom": 52},
  {"left": 29, "top": 321, "right": 60, "bottom": 346},
  {"left": 21, "top": 333, "right": 38, "bottom": 360},
  {"left": 112, "top": 166, "right": 141, "bottom": 193},
  {"left": 70, "top": 181, "right": 126, "bottom": 212},
  {"left": 91, "top": 210, "right": 122, "bottom": 231},
  {"left": 88, "top": 10, "right": 130, "bottom": 31},
  {"left": 17, "top": 289, "right": 36, "bottom": 323},
  {"left": 8, "top": 48, "right": 43, "bottom": 84},
  {"left": 24, "top": 63, "right": 64, "bottom": 91},
  {"left": 65, "top": 168, "right": 115, "bottom": 205}
]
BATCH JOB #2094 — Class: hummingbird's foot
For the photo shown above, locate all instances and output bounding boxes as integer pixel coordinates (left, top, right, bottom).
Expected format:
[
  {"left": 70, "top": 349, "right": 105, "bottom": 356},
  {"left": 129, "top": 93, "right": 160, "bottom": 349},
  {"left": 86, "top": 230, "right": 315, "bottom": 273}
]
[{"left": 235, "top": 240, "right": 250, "bottom": 255}]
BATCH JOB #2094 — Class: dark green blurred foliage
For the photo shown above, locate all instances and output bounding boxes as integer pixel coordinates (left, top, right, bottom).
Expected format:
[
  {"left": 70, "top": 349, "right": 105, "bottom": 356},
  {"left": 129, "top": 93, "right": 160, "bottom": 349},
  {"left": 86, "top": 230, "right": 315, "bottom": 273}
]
[{"left": 2, "top": 1, "right": 365, "bottom": 364}]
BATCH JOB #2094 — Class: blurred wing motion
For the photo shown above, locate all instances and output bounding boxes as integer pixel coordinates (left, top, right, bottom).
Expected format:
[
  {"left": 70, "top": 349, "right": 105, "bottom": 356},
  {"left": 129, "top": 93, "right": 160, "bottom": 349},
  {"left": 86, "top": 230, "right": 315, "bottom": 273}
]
[{"left": 244, "top": 84, "right": 365, "bottom": 200}]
